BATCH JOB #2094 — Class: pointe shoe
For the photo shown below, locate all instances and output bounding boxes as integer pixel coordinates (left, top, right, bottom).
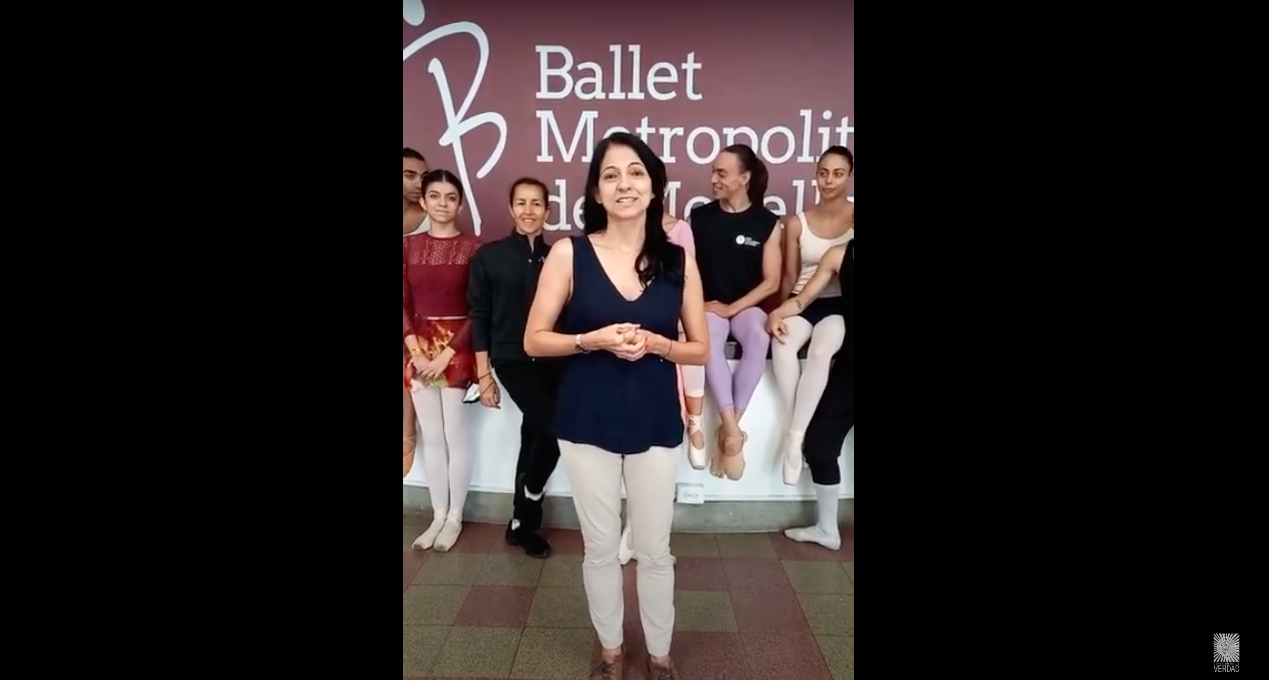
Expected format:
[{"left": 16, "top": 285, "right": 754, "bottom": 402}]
[
  {"left": 686, "top": 415, "right": 707, "bottom": 470},
  {"left": 781, "top": 431, "right": 805, "bottom": 486},
  {"left": 721, "top": 431, "right": 748, "bottom": 481},
  {"left": 708, "top": 428, "right": 726, "bottom": 478},
  {"left": 411, "top": 509, "right": 447, "bottom": 550},
  {"left": 618, "top": 525, "right": 635, "bottom": 566},
  {"left": 433, "top": 510, "right": 463, "bottom": 552}
]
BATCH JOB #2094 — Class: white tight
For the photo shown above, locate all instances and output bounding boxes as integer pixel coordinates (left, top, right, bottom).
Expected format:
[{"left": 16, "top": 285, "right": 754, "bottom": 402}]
[
  {"left": 410, "top": 385, "right": 473, "bottom": 517},
  {"left": 771, "top": 315, "right": 847, "bottom": 433}
]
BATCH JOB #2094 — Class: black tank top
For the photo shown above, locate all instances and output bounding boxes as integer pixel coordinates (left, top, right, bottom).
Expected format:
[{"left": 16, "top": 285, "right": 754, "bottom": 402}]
[{"left": 690, "top": 202, "right": 779, "bottom": 304}]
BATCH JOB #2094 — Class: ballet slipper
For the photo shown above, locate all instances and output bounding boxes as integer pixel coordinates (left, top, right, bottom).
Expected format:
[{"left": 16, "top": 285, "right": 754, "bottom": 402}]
[
  {"left": 411, "top": 510, "right": 446, "bottom": 550},
  {"left": 784, "top": 525, "right": 842, "bottom": 551},
  {"left": 433, "top": 510, "right": 463, "bottom": 552}
]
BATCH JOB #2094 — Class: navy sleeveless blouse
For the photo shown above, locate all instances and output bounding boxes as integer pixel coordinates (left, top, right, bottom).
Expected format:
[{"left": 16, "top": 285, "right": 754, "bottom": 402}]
[{"left": 553, "top": 237, "right": 685, "bottom": 455}]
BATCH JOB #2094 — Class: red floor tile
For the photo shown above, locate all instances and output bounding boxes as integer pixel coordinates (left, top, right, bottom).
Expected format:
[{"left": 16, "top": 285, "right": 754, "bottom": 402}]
[
  {"left": 667, "top": 632, "right": 751, "bottom": 680},
  {"left": 731, "top": 588, "right": 812, "bottom": 635},
  {"left": 403, "top": 550, "right": 426, "bottom": 593},
  {"left": 768, "top": 530, "right": 855, "bottom": 561},
  {"left": 741, "top": 633, "right": 834, "bottom": 680},
  {"left": 404, "top": 522, "right": 854, "bottom": 678},
  {"left": 446, "top": 521, "right": 504, "bottom": 553},
  {"left": 454, "top": 585, "right": 535, "bottom": 628},
  {"left": 674, "top": 557, "right": 729, "bottom": 592},
  {"left": 723, "top": 558, "right": 795, "bottom": 594},
  {"left": 540, "top": 526, "right": 586, "bottom": 555}
]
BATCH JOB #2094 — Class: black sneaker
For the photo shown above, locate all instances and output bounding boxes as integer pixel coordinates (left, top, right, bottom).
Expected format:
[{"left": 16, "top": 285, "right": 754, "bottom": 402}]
[{"left": 505, "top": 523, "right": 552, "bottom": 559}]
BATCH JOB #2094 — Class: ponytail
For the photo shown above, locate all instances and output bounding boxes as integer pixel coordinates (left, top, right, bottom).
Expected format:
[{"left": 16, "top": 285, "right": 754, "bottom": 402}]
[{"left": 723, "top": 144, "right": 769, "bottom": 207}]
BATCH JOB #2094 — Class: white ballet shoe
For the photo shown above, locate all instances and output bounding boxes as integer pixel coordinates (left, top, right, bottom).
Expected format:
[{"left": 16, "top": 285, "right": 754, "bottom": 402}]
[
  {"left": 433, "top": 510, "right": 464, "bottom": 552},
  {"left": 618, "top": 525, "right": 635, "bottom": 565},
  {"left": 784, "top": 525, "right": 842, "bottom": 551},
  {"left": 686, "top": 415, "right": 708, "bottom": 470},
  {"left": 411, "top": 510, "right": 447, "bottom": 551},
  {"left": 782, "top": 431, "right": 805, "bottom": 486}
]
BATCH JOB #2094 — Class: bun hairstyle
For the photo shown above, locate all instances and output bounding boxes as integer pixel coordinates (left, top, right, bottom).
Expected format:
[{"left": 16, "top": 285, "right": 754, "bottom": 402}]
[
  {"left": 582, "top": 132, "right": 683, "bottom": 288},
  {"left": 722, "top": 144, "right": 769, "bottom": 206},
  {"left": 421, "top": 169, "right": 465, "bottom": 204},
  {"left": 820, "top": 145, "right": 854, "bottom": 174}
]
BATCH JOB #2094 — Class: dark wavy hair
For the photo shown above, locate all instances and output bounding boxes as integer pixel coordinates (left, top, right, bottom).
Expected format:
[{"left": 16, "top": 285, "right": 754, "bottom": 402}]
[
  {"left": 582, "top": 133, "right": 682, "bottom": 287},
  {"left": 421, "top": 169, "right": 465, "bottom": 204},
  {"left": 722, "top": 144, "right": 769, "bottom": 206}
]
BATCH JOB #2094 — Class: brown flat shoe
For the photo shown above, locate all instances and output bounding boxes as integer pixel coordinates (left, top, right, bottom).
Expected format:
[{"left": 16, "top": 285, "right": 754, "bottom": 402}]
[
  {"left": 589, "top": 653, "right": 623, "bottom": 679},
  {"left": 647, "top": 656, "right": 680, "bottom": 679}
]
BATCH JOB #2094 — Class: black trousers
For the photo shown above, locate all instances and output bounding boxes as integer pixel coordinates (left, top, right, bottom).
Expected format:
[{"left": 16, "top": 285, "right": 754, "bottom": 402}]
[
  {"left": 804, "top": 346, "right": 854, "bottom": 487},
  {"left": 494, "top": 358, "right": 564, "bottom": 527}
]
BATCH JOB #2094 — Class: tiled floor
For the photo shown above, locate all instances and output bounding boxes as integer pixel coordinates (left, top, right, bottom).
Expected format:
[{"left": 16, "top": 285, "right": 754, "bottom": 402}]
[{"left": 403, "top": 520, "right": 855, "bottom": 679}]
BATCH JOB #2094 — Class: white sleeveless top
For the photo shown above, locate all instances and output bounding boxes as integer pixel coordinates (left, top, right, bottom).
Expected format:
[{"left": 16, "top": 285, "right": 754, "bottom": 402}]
[
  {"left": 403, "top": 215, "right": 430, "bottom": 238},
  {"left": 792, "top": 212, "right": 853, "bottom": 297}
]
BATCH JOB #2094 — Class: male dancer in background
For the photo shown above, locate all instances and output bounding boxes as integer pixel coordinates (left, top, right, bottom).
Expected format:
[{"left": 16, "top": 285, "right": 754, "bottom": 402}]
[
  {"left": 403, "top": 148, "right": 430, "bottom": 236},
  {"left": 403, "top": 148, "right": 430, "bottom": 476}
]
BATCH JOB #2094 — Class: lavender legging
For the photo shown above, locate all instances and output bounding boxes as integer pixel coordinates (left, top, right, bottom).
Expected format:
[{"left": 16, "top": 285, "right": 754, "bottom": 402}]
[{"left": 704, "top": 308, "right": 770, "bottom": 414}]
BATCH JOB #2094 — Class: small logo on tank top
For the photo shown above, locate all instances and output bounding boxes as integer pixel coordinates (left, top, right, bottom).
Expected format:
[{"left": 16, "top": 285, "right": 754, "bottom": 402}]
[{"left": 735, "top": 235, "right": 760, "bottom": 247}]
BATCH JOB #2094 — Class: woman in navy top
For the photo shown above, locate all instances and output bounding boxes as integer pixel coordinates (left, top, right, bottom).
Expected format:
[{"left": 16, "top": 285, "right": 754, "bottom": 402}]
[{"left": 524, "top": 132, "right": 708, "bottom": 679}]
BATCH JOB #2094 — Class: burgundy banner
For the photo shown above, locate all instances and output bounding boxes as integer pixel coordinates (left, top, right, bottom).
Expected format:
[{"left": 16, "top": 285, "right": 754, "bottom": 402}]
[{"left": 403, "top": 0, "right": 855, "bottom": 241}]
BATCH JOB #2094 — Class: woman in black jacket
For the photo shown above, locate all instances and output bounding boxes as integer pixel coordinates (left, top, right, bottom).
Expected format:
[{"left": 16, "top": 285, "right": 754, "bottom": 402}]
[{"left": 467, "top": 177, "right": 562, "bottom": 559}]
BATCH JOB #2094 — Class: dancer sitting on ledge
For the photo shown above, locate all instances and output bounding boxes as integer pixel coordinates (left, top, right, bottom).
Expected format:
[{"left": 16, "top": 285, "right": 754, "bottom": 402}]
[
  {"left": 619, "top": 189, "right": 707, "bottom": 566},
  {"left": 779, "top": 238, "right": 855, "bottom": 551},
  {"left": 690, "top": 144, "right": 782, "bottom": 480},
  {"left": 770, "top": 146, "right": 854, "bottom": 485}
]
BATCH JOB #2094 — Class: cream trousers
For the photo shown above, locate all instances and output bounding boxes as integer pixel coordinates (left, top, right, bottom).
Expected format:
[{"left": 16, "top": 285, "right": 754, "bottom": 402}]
[{"left": 559, "top": 440, "right": 679, "bottom": 657}]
